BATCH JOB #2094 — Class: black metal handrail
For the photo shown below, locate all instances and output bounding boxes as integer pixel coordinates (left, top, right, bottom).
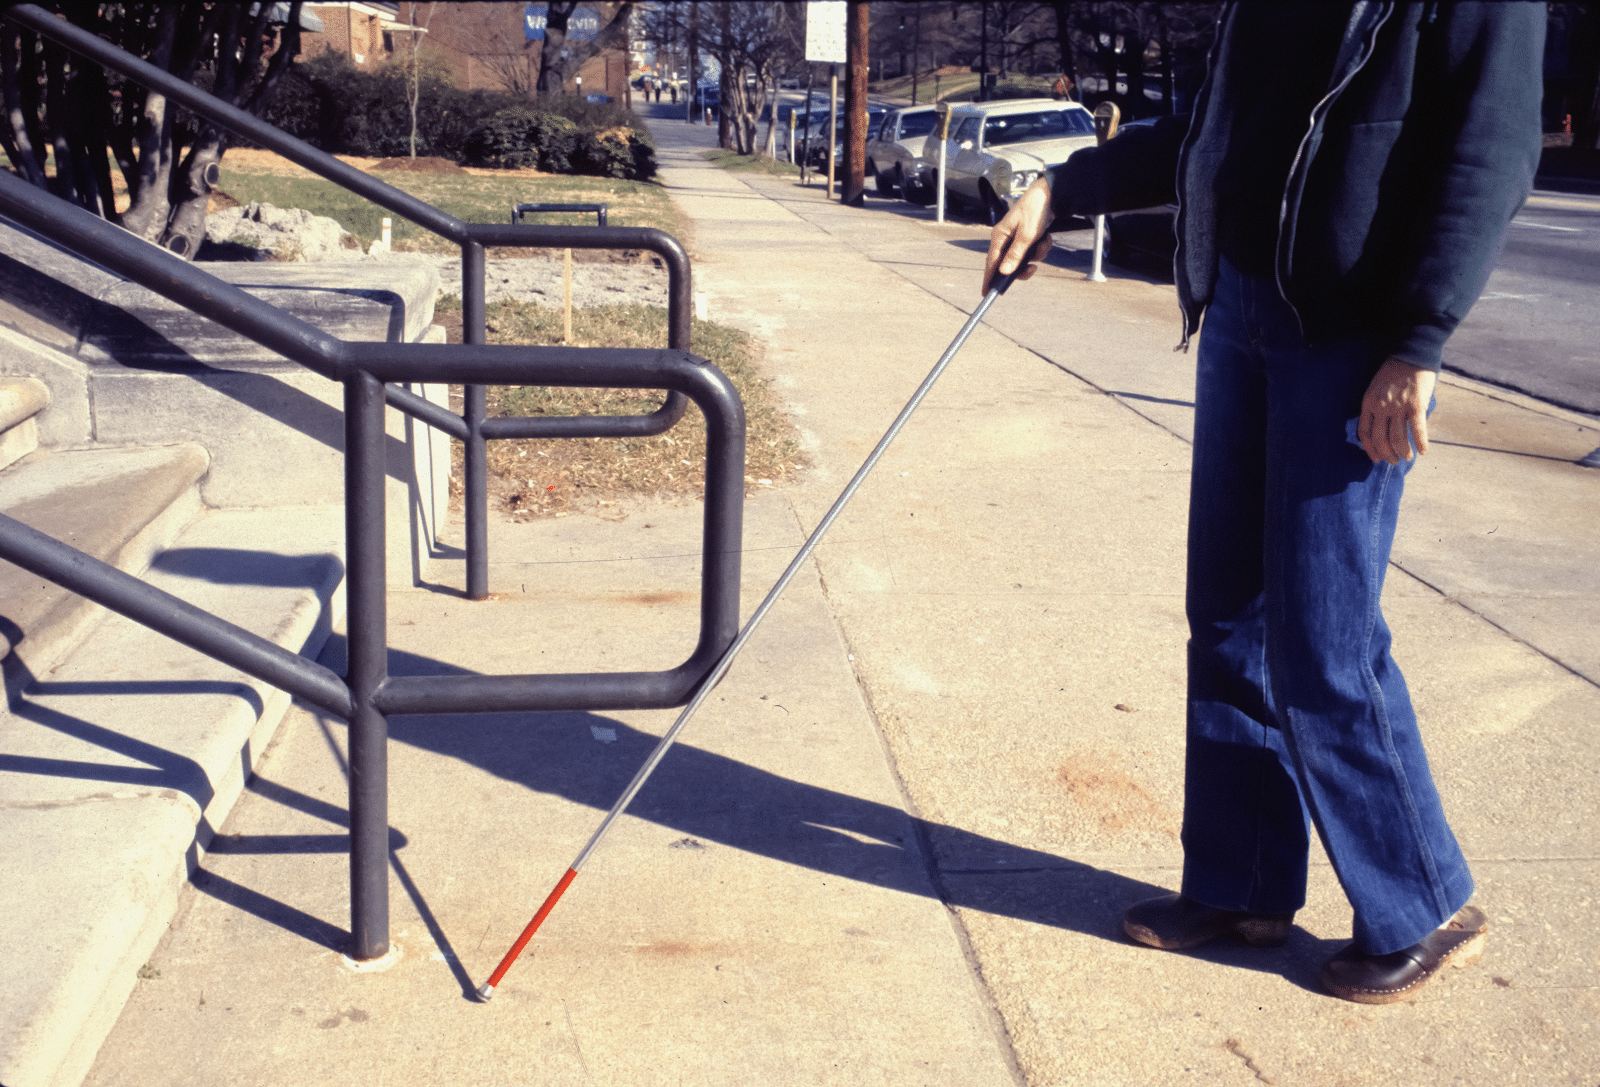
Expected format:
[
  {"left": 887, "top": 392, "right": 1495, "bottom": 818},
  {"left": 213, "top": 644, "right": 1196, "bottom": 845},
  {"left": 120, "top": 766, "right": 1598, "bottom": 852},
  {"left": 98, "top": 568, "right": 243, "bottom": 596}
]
[
  {"left": 512, "top": 202, "right": 609, "bottom": 226},
  {"left": 0, "top": 5, "right": 745, "bottom": 962}
]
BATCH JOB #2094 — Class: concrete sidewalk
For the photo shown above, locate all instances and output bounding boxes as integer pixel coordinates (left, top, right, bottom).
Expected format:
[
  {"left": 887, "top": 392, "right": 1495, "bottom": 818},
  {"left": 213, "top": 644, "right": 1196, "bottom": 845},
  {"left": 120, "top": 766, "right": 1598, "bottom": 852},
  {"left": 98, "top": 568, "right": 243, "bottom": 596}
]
[{"left": 84, "top": 114, "right": 1598, "bottom": 1085}]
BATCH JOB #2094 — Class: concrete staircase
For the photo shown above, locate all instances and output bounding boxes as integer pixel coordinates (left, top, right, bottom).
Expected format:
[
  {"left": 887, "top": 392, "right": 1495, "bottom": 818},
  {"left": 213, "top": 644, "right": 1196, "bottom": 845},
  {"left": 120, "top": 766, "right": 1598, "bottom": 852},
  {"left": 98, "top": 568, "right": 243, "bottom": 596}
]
[{"left": 0, "top": 216, "right": 451, "bottom": 1087}]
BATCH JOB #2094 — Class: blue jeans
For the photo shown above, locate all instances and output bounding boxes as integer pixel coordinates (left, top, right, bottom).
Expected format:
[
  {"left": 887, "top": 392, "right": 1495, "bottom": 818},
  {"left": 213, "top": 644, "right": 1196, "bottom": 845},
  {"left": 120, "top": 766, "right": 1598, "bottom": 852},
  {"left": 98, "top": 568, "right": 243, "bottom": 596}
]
[{"left": 1179, "top": 260, "right": 1473, "bottom": 956}]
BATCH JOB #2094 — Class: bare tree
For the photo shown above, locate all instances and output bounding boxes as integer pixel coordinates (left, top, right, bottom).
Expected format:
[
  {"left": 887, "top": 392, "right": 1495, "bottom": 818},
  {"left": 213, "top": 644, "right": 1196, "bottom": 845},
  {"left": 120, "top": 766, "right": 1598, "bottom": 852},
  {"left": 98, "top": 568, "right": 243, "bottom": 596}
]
[
  {"left": 0, "top": 3, "right": 304, "bottom": 258},
  {"left": 685, "top": 1, "right": 802, "bottom": 154},
  {"left": 402, "top": 2, "right": 438, "bottom": 157},
  {"left": 1054, "top": 1, "right": 1218, "bottom": 118}
]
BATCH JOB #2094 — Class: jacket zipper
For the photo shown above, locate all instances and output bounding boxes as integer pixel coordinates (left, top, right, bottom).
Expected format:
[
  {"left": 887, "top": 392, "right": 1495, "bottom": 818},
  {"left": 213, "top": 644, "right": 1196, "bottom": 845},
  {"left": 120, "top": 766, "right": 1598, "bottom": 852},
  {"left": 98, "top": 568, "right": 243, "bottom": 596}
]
[{"left": 1273, "top": 1, "right": 1393, "bottom": 340}]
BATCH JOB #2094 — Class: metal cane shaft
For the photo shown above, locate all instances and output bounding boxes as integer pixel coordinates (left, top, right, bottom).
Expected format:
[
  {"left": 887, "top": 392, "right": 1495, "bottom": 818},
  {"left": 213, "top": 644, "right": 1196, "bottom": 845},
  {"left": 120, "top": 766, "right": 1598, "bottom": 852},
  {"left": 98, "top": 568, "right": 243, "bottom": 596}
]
[
  {"left": 572, "top": 276, "right": 1014, "bottom": 872},
  {"left": 478, "top": 274, "right": 1016, "bottom": 999}
]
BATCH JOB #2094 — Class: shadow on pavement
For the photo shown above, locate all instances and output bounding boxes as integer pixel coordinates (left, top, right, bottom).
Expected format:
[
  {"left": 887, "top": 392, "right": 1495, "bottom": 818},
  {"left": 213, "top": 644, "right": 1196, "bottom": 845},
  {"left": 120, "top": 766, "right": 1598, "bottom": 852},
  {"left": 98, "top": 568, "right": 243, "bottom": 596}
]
[{"left": 184, "top": 635, "right": 1326, "bottom": 992}]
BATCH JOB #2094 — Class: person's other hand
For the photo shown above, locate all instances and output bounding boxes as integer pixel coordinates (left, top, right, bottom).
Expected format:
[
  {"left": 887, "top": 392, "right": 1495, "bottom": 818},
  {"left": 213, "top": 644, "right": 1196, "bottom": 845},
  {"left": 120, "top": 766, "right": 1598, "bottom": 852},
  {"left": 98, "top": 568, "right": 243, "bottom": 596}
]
[
  {"left": 1359, "top": 357, "right": 1437, "bottom": 464},
  {"left": 983, "top": 178, "right": 1055, "bottom": 295}
]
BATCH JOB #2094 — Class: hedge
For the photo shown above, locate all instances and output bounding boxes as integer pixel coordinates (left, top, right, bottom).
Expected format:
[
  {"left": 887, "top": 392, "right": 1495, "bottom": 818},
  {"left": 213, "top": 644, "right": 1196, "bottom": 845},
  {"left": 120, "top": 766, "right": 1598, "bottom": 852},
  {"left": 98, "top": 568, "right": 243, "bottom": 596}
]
[{"left": 257, "top": 52, "right": 654, "bottom": 180}]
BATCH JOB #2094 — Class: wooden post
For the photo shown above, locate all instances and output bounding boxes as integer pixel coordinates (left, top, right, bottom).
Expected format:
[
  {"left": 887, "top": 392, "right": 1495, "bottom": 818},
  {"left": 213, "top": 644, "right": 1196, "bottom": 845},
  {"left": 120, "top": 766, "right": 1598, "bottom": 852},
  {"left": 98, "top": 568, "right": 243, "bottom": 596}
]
[
  {"left": 844, "top": 0, "right": 870, "bottom": 206},
  {"left": 563, "top": 247, "right": 574, "bottom": 342},
  {"left": 843, "top": 0, "right": 869, "bottom": 206},
  {"left": 826, "top": 66, "right": 838, "bottom": 196}
]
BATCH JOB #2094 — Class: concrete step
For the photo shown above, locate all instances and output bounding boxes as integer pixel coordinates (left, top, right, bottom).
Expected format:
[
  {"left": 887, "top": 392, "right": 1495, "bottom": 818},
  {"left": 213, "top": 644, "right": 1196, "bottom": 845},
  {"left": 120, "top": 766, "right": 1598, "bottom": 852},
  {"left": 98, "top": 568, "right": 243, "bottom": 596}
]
[
  {"left": 0, "top": 505, "right": 346, "bottom": 1087},
  {"left": 0, "top": 213, "right": 440, "bottom": 372},
  {"left": 0, "top": 377, "right": 48, "bottom": 473},
  {"left": 0, "top": 444, "right": 210, "bottom": 686}
]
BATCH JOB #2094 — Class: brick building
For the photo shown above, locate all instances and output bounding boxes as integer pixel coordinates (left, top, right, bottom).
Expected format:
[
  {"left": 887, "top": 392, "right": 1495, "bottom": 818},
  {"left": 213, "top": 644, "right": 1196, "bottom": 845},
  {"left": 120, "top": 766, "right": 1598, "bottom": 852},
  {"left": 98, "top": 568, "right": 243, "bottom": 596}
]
[
  {"left": 300, "top": 2, "right": 405, "bottom": 69},
  {"left": 301, "top": 2, "right": 633, "bottom": 102}
]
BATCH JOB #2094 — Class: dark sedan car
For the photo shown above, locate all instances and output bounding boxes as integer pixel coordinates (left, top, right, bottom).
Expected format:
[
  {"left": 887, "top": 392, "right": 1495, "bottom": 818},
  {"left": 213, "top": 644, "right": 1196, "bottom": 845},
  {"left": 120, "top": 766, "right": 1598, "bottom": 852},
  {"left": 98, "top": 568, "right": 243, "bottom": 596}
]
[{"left": 1102, "top": 117, "right": 1176, "bottom": 278}]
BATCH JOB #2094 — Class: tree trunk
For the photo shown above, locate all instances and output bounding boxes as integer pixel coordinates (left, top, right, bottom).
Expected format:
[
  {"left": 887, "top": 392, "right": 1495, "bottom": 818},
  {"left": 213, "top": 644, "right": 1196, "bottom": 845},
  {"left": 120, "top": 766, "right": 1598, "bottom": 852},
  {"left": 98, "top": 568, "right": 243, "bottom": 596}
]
[
  {"left": 537, "top": 1, "right": 575, "bottom": 96},
  {"left": 159, "top": 2, "right": 300, "bottom": 259},
  {"left": 1051, "top": 0, "right": 1081, "bottom": 103},
  {"left": 1, "top": 29, "right": 47, "bottom": 186},
  {"left": 120, "top": 5, "right": 179, "bottom": 240},
  {"left": 716, "top": 2, "right": 732, "bottom": 149}
]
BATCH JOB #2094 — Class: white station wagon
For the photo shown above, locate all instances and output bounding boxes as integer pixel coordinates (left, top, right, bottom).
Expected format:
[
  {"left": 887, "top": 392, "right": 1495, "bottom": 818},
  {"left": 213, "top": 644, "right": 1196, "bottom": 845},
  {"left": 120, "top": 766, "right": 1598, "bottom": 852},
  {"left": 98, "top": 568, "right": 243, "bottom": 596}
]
[{"left": 920, "top": 98, "right": 1098, "bottom": 224}]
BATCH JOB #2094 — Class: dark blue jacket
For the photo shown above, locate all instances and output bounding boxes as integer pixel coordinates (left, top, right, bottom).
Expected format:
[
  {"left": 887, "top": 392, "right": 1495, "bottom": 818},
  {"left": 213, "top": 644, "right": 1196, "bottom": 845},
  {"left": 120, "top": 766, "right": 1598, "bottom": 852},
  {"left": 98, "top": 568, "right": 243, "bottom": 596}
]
[{"left": 1047, "top": 1, "right": 1545, "bottom": 371}]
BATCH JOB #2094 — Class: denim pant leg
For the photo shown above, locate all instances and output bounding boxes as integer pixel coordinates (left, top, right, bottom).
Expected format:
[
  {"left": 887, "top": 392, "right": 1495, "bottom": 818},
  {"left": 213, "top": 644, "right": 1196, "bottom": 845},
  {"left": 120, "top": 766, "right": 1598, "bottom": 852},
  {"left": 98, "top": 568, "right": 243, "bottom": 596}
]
[
  {"left": 1180, "top": 268, "right": 1310, "bottom": 917},
  {"left": 1182, "top": 263, "right": 1474, "bottom": 955}
]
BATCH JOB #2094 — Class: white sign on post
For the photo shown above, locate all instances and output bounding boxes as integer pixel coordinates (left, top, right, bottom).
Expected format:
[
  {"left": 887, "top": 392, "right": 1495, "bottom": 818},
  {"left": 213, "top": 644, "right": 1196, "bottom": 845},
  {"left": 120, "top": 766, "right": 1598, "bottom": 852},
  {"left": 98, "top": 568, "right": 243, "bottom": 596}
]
[{"left": 805, "top": 0, "right": 847, "bottom": 64}]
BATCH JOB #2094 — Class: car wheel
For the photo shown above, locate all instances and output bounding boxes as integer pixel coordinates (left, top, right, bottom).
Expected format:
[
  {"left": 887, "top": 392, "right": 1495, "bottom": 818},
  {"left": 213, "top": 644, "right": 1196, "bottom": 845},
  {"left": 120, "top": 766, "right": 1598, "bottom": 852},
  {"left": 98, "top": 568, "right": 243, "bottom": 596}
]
[
  {"left": 981, "top": 184, "right": 1008, "bottom": 227},
  {"left": 1105, "top": 220, "right": 1131, "bottom": 268},
  {"left": 905, "top": 172, "right": 934, "bottom": 206},
  {"left": 872, "top": 161, "right": 896, "bottom": 197}
]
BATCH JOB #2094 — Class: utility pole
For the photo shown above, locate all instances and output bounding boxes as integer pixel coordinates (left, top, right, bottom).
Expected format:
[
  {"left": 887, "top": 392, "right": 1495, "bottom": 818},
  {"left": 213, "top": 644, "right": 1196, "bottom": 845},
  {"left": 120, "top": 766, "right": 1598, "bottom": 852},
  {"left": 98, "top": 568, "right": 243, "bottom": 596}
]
[
  {"left": 687, "top": 1, "right": 698, "bottom": 123},
  {"left": 980, "top": 0, "right": 989, "bottom": 102},
  {"left": 910, "top": 6, "right": 922, "bottom": 105},
  {"left": 843, "top": 0, "right": 868, "bottom": 206}
]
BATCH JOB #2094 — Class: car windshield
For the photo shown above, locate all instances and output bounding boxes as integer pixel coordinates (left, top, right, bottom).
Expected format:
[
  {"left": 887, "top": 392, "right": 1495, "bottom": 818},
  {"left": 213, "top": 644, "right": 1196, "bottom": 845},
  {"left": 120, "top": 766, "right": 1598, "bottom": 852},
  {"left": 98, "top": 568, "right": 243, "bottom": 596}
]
[
  {"left": 982, "top": 109, "right": 1094, "bottom": 147},
  {"left": 897, "top": 112, "right": 938, "bottom": 139},
  {"left": 831, "top": 110, "right": 884, "bottom": 136}
]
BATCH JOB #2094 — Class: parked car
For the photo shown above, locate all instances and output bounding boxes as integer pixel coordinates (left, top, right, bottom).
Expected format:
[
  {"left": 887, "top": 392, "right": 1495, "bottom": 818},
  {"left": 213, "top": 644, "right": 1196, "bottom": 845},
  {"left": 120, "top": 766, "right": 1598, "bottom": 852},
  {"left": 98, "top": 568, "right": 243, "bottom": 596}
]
[
  {"left": 919, "top": 98, "right": 1097, "bottom": 224},
  {"left": 803, "top": 105, "right": 887, "bottom": 171},
  {"left": 773, "top": 106, "right": 832, "bottom": 163},
  {"left": 1100, "top": 118, "right": 1177, "bottom": 278},
  {"left": 692, "top": 83, "right": 719, "bottom": 115},
  {"left": 865, "top": 106, "right": 939, "bottom": 201}
]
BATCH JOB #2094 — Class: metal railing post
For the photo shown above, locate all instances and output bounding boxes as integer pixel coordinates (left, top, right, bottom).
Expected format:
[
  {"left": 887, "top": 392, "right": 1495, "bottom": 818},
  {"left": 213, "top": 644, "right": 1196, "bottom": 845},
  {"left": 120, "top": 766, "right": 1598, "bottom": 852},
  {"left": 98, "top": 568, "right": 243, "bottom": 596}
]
[
  {"left": 346, "top": 370, "right": 391, "bottom": 960},
  {"left": 462, "top": 240, "right": 490, "bottom": 601}
]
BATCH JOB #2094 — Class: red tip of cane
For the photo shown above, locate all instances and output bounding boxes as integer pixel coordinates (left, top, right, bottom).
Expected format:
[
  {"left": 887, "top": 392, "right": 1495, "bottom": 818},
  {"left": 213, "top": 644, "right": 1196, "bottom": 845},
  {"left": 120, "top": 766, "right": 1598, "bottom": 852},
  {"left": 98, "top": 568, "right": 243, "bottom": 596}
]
[{"left": 481, "top": 868, "right": 580, "bottom": 993}]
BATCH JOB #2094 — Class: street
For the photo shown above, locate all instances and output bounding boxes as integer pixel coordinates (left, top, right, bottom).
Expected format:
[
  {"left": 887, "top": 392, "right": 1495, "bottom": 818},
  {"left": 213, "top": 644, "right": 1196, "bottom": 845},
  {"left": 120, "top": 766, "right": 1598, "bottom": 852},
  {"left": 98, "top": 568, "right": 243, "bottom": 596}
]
[{"left": 1446, "top": 189, "right": 1600, "bottom": 415}]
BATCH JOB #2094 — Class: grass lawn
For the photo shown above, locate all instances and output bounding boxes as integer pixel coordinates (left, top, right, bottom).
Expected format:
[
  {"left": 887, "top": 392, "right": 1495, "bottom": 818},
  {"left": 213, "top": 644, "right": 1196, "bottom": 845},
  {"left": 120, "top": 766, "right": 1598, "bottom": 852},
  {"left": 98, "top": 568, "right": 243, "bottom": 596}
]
[
  {"left": 439, "top": 297, "right": 805, "bottom": 518},
  {"left": 214, "top": 149, "right": 801, "bottom": 517},
  {"left": 216, "top": 149, "right": 685, "bottom": 255},
  {"left": 868, "top": 71, "right": 1056, "bottom": 104},
  {"left": 700, "top": 149, "right": 801, "bottom": 176}
]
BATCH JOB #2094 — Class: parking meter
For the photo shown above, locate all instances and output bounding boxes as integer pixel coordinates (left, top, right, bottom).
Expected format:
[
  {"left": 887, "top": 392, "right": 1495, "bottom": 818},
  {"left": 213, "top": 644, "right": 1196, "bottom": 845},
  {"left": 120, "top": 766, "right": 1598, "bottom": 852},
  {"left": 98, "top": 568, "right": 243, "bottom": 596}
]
[
  {"left": 1093, "top": 102, "right": 1120, "bottom": 145},
  {"left": 1089, "top": 103, "right": 1121, "bottom": 282},
  {"left": 934, "top": 102, "right": 952, "bottom": 224}
]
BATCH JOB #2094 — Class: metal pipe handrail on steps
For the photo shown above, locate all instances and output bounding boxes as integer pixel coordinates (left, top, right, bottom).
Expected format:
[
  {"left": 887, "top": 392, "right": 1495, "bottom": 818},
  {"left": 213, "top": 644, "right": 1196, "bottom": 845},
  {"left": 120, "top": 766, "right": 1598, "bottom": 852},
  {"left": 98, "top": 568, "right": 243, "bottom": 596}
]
[
  {"left": 2, "top": 1, "right": 688, "bottom": 600},
  {"left": 0, "top": 6, "right": 745, "bottom": 962}
]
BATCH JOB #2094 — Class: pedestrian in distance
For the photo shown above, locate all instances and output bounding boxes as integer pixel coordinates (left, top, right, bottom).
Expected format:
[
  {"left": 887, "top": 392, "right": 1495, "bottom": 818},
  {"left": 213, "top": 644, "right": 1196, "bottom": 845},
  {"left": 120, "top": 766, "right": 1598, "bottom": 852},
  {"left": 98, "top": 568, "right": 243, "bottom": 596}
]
[{"left": 983, "top": 0, "right": 1544, "bottom": 1004}]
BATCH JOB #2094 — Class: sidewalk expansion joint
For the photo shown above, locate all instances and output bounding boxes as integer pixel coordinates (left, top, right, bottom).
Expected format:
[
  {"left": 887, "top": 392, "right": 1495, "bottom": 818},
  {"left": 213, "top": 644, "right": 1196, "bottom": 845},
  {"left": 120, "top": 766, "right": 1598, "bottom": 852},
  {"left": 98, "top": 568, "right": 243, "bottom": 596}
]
[{"left": 1390, "top": 560, "right": 1600, "bottom": 692}]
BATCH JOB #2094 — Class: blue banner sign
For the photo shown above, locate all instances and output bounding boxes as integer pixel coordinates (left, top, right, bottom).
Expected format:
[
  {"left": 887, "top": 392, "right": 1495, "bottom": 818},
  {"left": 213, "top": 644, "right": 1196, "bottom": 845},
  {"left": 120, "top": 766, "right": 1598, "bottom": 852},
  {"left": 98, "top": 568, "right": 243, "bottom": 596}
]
[
  {"left": 526, "top": 4, "right": 598, "bottom": 43},
  {"left": 568, "top": 6, "right": 599, "bottom": 42}
]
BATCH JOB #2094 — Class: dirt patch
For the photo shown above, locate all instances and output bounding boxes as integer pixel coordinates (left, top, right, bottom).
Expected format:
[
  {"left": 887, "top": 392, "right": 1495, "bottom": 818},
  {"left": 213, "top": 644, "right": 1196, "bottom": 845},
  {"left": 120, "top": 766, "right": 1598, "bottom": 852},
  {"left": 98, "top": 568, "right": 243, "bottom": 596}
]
[
  {"left": 1055, "top": 758, "right": 1175, "bottom": 835},
  {"left": 372, "top": 156, "right": 467, "bottom": 174}
]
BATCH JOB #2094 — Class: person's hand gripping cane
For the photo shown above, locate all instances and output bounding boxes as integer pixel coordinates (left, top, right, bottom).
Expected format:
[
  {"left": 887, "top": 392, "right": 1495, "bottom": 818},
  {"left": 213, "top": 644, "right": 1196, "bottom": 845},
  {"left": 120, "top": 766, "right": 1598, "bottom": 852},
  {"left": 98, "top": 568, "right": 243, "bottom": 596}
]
[{"left": 983, "top": 178, "right": 1056, "bottom": 296}]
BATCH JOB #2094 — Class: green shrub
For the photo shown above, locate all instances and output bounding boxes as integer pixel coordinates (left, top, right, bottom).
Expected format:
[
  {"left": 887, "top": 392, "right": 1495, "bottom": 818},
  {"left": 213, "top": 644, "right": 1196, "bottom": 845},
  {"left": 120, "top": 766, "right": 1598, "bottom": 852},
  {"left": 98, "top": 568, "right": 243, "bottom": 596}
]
[
  {"left": 465, "top": 108, "right": 655, "bottom": 180},
  {"left": 574, "top": 126, "right": 656, "bottom": 180},
  {"left": 463, "top": 108, "right": 580, "bottom": 172},
  {"left": 255, "top": 53, "right": 655, "bottom": 180},
  {"left": 258, "top": 52, "right": 519, "bottom": 161}
]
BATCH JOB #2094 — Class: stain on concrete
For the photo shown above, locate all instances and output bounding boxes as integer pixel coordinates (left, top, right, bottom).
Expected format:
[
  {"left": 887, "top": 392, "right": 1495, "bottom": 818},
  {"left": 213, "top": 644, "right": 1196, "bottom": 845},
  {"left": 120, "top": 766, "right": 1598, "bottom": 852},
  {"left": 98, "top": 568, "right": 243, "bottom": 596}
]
[
  {"left": 316, "top": 1007, "right": 371, "bottom": 1029},
  {"left": 1054, "top": 757, "right": 1175, "bottom": 835}
]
